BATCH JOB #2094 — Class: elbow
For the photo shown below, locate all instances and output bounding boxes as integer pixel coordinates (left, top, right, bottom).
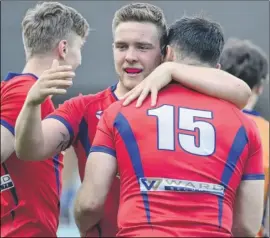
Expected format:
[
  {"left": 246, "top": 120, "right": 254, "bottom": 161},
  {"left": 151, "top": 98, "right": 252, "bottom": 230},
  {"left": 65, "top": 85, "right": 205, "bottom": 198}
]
[
  {"left": 1, "top": 152, "right": 10, "bottom": 164},
  {"left": 14, "top": 139, "right": 27, "bottom": 161},
  {"left": 15, "top": 149, "right": 30, "bottom": 161},
  {"left": 233, "top": 221, "right": 261, "bottom": 237},
  {"left": 235, "top": 82, "right": 252, "bottom": 109},
  {"left": 14, "top": 139, "right": 36, "bottom": 161},
  {"left": 79, "top": 198, "right": 103, "bottom": 215},
  {"left": 74, "top": 197, "right": 103, "bottom": 231},
  {"left": 14, "top": 135, "right": 46, "bottom": 161},
  {"left": 14, "top": 129, "right": 27, "bottom": 160}
]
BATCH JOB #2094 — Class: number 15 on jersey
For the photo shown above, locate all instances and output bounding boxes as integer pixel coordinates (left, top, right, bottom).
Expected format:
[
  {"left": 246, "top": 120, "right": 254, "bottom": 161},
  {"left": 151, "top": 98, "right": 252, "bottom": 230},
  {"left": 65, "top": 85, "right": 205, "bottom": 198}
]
[{"left": 147, "top": 105, "right": 216, "bottom": 156}]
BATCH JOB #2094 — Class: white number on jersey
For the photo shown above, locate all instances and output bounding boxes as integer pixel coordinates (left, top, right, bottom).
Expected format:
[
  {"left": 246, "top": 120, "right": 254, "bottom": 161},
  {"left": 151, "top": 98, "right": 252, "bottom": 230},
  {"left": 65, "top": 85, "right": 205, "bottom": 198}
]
[{"left": 148, "top": 105, "right": 216, "bottom": 156}]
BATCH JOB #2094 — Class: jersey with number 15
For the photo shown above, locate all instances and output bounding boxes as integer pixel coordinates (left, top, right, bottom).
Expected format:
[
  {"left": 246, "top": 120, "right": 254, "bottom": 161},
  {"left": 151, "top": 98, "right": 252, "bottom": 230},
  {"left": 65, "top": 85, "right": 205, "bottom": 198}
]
[{"left": 91, "top": 84, "right": 264, "bottom": 237}]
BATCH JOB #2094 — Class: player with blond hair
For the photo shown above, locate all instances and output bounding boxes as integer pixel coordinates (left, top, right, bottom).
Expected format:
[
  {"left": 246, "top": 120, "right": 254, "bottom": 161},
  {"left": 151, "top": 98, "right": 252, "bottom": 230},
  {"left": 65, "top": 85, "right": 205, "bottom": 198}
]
[{"left": 1, "top": 2, "right": 89, "bottom": 236}]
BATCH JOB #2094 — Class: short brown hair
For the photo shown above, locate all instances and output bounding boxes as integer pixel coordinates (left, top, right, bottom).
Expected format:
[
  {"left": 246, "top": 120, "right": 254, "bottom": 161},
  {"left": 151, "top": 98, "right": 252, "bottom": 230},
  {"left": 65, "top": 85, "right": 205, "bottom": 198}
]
[
  {"left": 112, "top": 3, "right": 167, "bottom": 52},
  {"left": 22, "top": 1, "right": 89, "bottom": 59},
  {"left": 220, "top": 38, "right": 268, "bottom": 89}
]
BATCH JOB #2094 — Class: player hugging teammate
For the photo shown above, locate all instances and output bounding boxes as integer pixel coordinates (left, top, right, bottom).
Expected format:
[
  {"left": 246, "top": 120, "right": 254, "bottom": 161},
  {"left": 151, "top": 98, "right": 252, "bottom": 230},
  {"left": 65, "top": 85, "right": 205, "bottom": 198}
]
[{"left": 1, "top": 1, "right": 268, "bottom": 238}]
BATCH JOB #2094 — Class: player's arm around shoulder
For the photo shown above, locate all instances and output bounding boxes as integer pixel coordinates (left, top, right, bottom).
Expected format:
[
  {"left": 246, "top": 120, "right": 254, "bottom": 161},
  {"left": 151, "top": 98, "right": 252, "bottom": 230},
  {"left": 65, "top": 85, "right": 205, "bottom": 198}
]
[
  {"left": 232, "top": 117, "right": 265, "bottom": 237},
  {"left": 123, "top": 62, "right": 251, "bottom": 109},
  {"left": 15, "top": 60, "right": 75, "bottom": 161}
]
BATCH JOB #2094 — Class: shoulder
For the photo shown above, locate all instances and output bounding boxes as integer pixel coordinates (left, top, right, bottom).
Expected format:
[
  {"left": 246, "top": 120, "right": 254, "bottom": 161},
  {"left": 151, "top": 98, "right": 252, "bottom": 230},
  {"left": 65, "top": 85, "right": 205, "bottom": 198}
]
[
  {"left": 1, "top": 73, "right": 37, "bottom": 96},
  {"left": 84, "top": 86, "right": 118, "bottom": 116},
  {"left": 58, "top": 93, "right": 95, "bottom": 111}
]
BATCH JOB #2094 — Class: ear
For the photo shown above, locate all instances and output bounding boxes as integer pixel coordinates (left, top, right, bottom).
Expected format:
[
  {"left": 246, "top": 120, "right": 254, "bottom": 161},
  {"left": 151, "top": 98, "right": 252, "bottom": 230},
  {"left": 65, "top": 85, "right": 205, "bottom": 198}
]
[
  {"left": 254, "top": 84, "right": 264, "bottom": 95},
  {"left": 57, "top": 40, "right": 68, "bottom": 60},
  {"left": 163, "top": 45, "right": 174, "bottom": 62},
  {"left": 216, "top": 63, "right": 221, "bottom": 69}
]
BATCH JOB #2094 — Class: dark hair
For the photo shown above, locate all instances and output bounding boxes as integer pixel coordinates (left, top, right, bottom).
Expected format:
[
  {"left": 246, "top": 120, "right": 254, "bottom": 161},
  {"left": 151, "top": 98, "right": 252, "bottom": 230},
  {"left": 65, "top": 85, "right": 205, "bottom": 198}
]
[
  {"left": 220, "top": 38, "right": 268, "bottom": 89},
  {"left": 167, "top": 16, "right": 225, "bottom": 66}
]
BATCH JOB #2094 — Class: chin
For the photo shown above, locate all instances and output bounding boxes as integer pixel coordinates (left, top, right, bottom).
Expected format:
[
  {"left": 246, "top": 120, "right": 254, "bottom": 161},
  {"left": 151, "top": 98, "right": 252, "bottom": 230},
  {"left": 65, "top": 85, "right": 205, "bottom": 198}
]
[{"left": 122, "top": 77, "right": 143, "bottom": 90}]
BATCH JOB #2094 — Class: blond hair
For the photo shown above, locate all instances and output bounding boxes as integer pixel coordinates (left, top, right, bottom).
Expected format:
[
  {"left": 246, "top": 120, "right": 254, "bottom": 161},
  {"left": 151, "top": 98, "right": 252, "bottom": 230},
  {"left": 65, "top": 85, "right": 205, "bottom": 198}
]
[
  {"left": 112, "top": 3, "right": 167, "bottom": 50},
  {"left": 22, "top": 1, "right": 89, "bottom": 59}
]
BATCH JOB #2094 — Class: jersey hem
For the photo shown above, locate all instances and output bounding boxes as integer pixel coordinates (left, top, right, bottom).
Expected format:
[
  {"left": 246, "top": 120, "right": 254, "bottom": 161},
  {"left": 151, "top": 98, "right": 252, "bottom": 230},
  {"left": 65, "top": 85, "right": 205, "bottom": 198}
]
[
  {"left": 90, "top": 146, "right": 116, "bottom": 157},
  {"left": 242, "top": 174, "right": 265, "bottom": 180}
]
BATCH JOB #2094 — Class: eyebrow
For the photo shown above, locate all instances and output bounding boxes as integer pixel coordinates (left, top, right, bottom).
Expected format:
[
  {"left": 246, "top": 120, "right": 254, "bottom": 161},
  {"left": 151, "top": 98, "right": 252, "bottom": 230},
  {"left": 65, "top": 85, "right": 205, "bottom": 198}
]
[
  {"left": 136, "top": 42, "right": 154, "bottom": 47},
  {"left": 114, "top": 41, "right": 154, "bottom": 47}
]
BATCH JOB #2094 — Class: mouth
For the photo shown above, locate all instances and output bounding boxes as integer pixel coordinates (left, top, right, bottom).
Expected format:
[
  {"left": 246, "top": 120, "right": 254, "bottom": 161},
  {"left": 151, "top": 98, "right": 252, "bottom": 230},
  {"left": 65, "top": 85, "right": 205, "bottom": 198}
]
[{"left": 124, "top": 68, "right": 143, "bottom": 75}]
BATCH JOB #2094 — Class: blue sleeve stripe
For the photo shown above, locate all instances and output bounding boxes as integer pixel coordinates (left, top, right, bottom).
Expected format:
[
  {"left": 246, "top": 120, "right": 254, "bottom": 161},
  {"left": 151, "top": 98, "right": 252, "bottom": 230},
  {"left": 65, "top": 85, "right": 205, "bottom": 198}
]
[
  {"left": 0, "top": 119, "right": 15, "bottom": 135},
  {"left": 242, "top": 174, "right": 265, "bottom": 180},
  {"left": 90, "top": 146, "right": 116, "bottom": 158},
  {"left": 45, "top": 115, "right": 74, "bottom": 139},
  {"left": 78, "top": 118, "right": 91, "bottom": 157}
]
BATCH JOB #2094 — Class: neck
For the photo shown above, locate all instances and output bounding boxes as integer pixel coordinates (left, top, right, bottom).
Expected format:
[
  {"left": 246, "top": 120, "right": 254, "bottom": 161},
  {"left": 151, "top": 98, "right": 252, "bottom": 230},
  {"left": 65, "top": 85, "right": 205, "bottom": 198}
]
[
  {"left": 22, "top": 56, "right": 58, "bottom": 78},
  {"left": 114, "top": 82, "right": 129, "bottom": 99},
  {"left": 244, "top": 92, "right": 258, "bottom": 111}
]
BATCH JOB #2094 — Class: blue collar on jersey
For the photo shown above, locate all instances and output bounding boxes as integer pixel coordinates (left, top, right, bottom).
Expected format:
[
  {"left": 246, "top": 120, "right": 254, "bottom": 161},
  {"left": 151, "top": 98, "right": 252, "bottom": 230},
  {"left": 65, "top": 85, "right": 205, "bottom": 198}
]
[
  {"left": 110, "top": 84, "right": 119, "bottom": 101},
  {"left": 242, "top": 109, "right": 261, "bottom": 117},
  {"left": 4, "top": 72, "right": 38, "bottom": 81}
]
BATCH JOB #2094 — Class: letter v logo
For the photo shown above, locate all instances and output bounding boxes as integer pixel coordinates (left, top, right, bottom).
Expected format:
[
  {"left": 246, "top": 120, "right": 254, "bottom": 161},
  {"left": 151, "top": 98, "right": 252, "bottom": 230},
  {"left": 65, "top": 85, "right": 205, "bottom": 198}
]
[{"left": 140, "top": 178, "right": 156, "bottom": 191}]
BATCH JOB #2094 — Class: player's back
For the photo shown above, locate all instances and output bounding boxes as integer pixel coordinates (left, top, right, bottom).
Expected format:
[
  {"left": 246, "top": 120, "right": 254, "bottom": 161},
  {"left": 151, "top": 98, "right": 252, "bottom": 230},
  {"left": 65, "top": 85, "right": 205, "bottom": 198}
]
[
  {"left": 113, "top": 84, "right": 262, "bottom": 237},
  {"left": 1, "top": 73, "right": 63, "bottom": 237}
]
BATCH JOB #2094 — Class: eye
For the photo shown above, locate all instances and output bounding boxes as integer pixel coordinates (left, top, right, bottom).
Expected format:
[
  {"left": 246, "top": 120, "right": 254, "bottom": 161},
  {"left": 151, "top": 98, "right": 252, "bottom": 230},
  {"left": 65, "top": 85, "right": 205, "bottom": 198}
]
[
  {"left": 137, "top": 44, "right": 151, "bottom": 51},
  {"left": 138, "top": 45, "right": 147, "bottom": 50},
  {"left": 116, "top": 44, "right": 128, "bottom": 50}
]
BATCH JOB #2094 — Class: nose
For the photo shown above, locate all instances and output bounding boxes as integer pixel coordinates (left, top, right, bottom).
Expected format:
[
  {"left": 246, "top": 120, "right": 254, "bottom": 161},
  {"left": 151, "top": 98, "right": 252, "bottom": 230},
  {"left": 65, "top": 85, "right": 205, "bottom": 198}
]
[{"left": 125, "top": 47, "right": 138, "bottom": 63}]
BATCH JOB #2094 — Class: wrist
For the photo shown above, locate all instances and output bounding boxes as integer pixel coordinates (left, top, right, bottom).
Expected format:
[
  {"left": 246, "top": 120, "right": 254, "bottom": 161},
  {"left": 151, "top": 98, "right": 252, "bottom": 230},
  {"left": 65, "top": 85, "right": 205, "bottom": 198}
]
[
  {"left": 25, "top": 97, "right": 40, "bottom": 107},
  {"left": 164, "top": 62, "right": 185, "bottom": 82},
  {"left": 160, "top": 62, "right": 175, "bottom": 77}
]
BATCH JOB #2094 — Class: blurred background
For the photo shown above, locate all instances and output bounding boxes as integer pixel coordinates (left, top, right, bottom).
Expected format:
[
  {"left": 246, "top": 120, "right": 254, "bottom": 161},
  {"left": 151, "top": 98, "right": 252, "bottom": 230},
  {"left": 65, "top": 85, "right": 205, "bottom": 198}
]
[
  {"left": 2, "top": 1, "right": 269, "bottom": 119},
  {"left": 1, "top": 1, "right": 269, "bottom": 236}
]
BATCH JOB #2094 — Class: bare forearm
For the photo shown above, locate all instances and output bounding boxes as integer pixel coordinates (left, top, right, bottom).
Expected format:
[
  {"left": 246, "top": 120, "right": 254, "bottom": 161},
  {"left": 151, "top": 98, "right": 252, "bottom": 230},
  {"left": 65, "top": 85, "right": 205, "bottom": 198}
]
[
  {"left": 74, "top": 189, "right": 103, "bottom": 233},
  {"left": 167, "top": 62, "right": 251, "bottom": 109},
  {"left": 74, "top": 206, "right": 102, "bottom": 234},
  {"left": 232, "top": 224, "right": 258, "bottom": 237},
  {"left": 15, "top": 103, "right": 45, "bottom": 161}
]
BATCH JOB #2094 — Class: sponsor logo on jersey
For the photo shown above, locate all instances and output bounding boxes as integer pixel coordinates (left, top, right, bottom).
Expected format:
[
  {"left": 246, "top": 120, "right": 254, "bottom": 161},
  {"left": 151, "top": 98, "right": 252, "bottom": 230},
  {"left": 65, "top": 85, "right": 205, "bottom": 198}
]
[
  {"left": 96, "top": 110, "right": 103, "bottom": 120},
  {"left": 1, "top": 174, "right": 14, "bottom": 192},
  {"left": 139, "top": 177, "right": 224, "bottom": 197}
]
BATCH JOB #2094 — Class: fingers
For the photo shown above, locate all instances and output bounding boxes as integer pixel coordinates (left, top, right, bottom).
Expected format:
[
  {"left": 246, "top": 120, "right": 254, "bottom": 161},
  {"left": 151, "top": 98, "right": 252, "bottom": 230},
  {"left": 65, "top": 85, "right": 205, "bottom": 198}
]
[
  {"left": 40, "top": 88, "right": 68, "bottom": 97},
  {"left": 135, "top": 88, "right": 150, "bottom": 107},
  {"left": 122, "top": 85, "right": 157, "bottom": 107},
  {"left": 150, "top": 88, "right": 158, "bottom": 107},
  {"left": 46, "top": 65, "right": 73, "bottom": 74},
  {"left": 51, "top": 59, "right": 60, "bottom": 69},
  {"left": 122, "top": 87, "right": 142, "bottom": 106},
  {"left": 44, "top": 79, "right": 73, "bottom": 89},
  {"left": 45, "top": 71, "right": 75, "bottom": 80},
  {"left": 121, "top": 90, "right": 132, "bottom": 100}
]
